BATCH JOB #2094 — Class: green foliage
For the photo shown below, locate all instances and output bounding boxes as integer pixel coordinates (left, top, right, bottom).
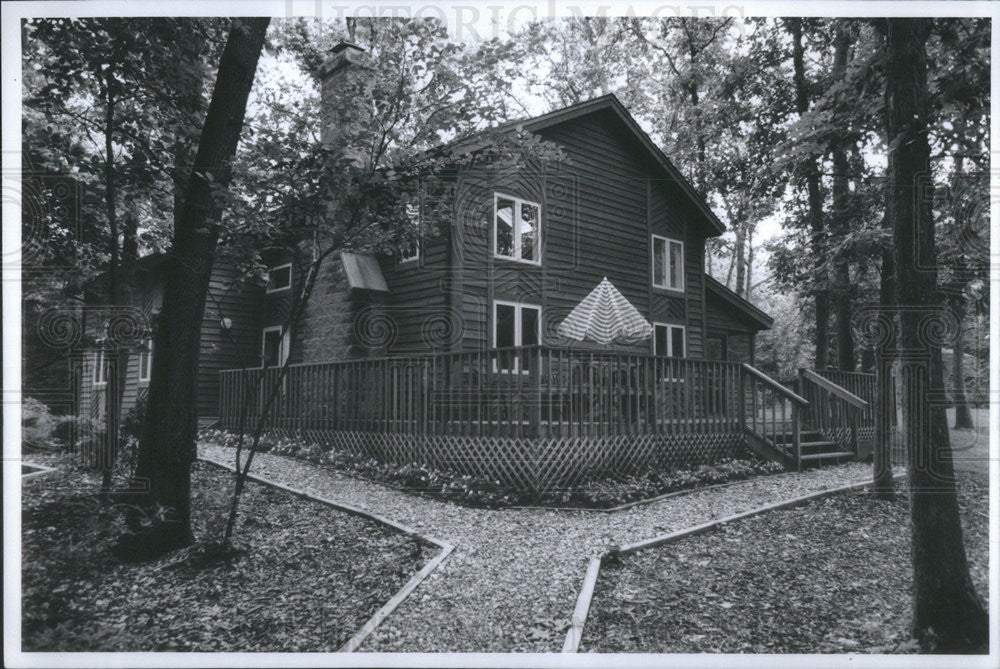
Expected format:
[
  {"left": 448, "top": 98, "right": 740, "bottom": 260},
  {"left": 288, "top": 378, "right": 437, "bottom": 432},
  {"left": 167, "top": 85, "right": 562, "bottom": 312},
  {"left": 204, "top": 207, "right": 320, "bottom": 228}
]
[
  {"left": 120, "top": 394, "right": 147, "bottom": 444},
  {"left": 22, "top": 397, "right": 58, "bottom": 449},
  {"left": 200, "top": 428, "right": 782, "bottom": 508},
  {"left": 51, "top": 415, "right": 102, "bottom": 450},
  {"left": 22, "top": 457, "right": 429, "bottom": 651}
]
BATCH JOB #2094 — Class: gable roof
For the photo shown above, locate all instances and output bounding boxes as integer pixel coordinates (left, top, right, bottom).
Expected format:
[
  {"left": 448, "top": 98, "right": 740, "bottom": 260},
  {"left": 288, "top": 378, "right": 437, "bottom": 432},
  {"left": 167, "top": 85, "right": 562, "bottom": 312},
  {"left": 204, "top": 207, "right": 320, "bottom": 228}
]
[
  {"left": 704, "top": 275, "right": 774, "bottom": 331},
  {"left": 439, "top": 94, "right": 726, "bottom": 237}
]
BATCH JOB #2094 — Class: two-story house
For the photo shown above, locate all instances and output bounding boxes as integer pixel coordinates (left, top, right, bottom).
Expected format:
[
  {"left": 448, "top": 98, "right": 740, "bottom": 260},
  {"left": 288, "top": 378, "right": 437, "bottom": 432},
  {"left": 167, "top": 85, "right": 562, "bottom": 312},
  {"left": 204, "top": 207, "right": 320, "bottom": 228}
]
[{"left": 260, "top": 43, "right": 771, "bottom": 376}]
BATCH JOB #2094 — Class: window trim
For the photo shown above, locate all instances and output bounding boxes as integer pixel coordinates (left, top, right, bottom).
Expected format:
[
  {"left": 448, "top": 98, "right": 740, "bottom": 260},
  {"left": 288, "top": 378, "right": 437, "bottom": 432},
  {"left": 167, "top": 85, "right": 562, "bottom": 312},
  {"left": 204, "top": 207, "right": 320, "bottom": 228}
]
[
  {"left": 651, "top": 234, "right": 685, "bottom": 293},
  {"left": 492, "top": 192, "right": 542, "bottom": 265},
  {"left": 492, "top": 299, "right": 542, "bottom": 373},
  {"left": 138, "top": 338, "right": 153, "bottom": 383},
  {"left": 399, "top": 203, "right": 421, "bottom": 264},
  {"left": 266, "top": 262, "right": 293, "bottom": 294},
  {"left": 93, "top": 343, "right": 108, "bottom": 387},
  {"left": 652, "top": 322, "right": 686, "bottom": 358},
  {"left": 261, "top": 325, "right": 290, "bottom": 368}
]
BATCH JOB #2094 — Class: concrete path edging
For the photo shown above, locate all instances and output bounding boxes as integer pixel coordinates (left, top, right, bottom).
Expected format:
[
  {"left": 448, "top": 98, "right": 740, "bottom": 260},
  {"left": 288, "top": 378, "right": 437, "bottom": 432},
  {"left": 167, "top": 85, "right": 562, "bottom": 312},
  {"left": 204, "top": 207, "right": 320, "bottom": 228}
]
[
  {"left": 198, "top": 455, "right": 455, "bottom": 653},
  {"left": 21, "top": 462, "right": 56, "bottom": 480},
  {"left": 561, "top": 472, "right": 908, "bottom": 653}
]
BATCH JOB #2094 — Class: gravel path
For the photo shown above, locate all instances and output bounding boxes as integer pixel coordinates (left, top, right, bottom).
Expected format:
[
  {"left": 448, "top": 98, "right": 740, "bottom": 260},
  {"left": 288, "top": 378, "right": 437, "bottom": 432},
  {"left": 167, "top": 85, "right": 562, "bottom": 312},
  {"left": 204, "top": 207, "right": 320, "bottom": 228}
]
[{"left": 200, "top": 442, "right": 890, "bottom": 652}]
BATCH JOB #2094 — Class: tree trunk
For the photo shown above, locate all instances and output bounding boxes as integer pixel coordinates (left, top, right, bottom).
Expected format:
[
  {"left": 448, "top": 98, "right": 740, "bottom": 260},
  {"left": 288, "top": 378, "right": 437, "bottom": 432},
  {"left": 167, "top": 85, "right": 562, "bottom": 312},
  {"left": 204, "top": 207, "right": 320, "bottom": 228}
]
[
  {"left": 734, "top": 221, "right": 746, "bottom": 297},
  {"left": 883, "top": 17, "right": 987, "bottom": 652},
  {"left": 788, "top": 18, "right": 829, "bottom": 369},
  {"left": 831, "top": 25, "right": 855, "bottom": 371},
  {"left": 873, "top": 246, "right": 896, "bottom": 499},
  {"left": 100, "top": 65, "right": 119, "bottom": 494},
  {"left": 118, "top": 17, "right": 270, "bottom": 562},
  {"left": 951, "top": 301, "right": 974, "bottom": 429}
]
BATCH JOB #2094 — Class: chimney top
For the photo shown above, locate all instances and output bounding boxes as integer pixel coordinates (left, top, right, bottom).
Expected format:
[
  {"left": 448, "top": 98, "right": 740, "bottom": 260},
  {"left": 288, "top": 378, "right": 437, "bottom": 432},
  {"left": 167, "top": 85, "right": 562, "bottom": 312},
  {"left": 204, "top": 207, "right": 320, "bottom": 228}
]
[
  {"left": 329, "top": 40, "right": 364, "bottom": 55},
  {"left": 320, "top": 40, "right": 368, "bottom": 80}
]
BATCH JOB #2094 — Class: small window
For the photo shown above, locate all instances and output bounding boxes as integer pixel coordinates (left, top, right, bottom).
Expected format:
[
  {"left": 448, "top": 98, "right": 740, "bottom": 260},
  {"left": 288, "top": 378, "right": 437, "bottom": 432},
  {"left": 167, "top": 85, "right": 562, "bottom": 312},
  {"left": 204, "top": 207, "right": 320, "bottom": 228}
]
[
  {"left": 400, "top": 203, "right": 420, "bottom": 263},
  {"left": 138, "top": 338, "right": 153, "bottom": 383},
  {"left": 651, "top": 235, "right": 684, "bottom": 292},
  {"left": 493, "top": 301, "right": 541, "bottom": 372},
  {"left": 494, "top": 193, "right": 540, "bottom": 264},
  {"left": 261, "top": 326, "right": 289, "bottom": 367},
  {"left": 653, "top": 323, "right": 685, "bottom": 357},
  {"left": 266, "top": 263, "right": 292, "bottom": 294},
  {"left": 93, "top": 345, "right": 108, "bottom": 386}
]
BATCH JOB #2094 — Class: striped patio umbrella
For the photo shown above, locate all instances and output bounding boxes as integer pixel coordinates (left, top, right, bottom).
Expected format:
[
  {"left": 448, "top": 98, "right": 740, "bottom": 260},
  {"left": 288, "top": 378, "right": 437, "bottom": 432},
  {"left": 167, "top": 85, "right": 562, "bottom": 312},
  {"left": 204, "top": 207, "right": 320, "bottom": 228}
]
[{"left": 556, "top": 277, "right": 653, "bottom": 345}]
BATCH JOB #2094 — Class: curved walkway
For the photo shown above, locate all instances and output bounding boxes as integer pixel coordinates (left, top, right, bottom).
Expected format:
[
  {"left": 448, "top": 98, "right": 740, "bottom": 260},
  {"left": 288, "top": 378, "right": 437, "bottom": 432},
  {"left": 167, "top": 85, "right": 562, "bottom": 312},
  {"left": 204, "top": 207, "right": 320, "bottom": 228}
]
[{"left": 200, "top": 442, "right": 881, "bottom": 652}]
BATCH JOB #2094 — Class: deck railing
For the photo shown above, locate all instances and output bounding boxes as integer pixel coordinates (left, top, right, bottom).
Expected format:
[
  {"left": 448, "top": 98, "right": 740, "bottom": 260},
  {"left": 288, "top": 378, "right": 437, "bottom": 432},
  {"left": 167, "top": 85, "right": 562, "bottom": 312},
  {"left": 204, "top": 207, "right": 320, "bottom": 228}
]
[
  {"left": 741, "top": 363, "right": 809, "bottom": 467},
  {"left": 219, "top": 345, "right": 745, "bottom": 440},
  {"left": 798, "top": 368, "right": 868, "bottom": 456}
]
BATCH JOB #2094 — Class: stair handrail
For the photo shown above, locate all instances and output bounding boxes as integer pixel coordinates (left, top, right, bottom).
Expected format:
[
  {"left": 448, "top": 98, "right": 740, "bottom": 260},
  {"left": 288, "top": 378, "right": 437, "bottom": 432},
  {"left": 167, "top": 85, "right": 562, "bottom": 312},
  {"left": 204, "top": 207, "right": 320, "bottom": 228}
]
[
  {"left": 798, "top": 368, "right": 867, "bottom": 457},
  {"left": 741, "top": 364, "right": 810, "bottom": 406},
  {"left": 800, "top": 369, "right": 868, "bottom": 409},
  {"left": 740, "top": 364, "right": 809, "bottom": 471}
]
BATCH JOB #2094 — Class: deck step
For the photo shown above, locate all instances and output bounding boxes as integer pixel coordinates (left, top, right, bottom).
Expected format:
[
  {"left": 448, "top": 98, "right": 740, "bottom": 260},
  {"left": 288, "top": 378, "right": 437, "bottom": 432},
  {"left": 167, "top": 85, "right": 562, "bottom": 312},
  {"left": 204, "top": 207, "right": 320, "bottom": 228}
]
[
  {"left": 798, "top": 450, "right": 856, "bottom": 465},
  {"left": 794, "top": 440, "right": 841, "bottom": 455},
  {"left": 774, "top": 430, "right": 826, "bottom": 444}
]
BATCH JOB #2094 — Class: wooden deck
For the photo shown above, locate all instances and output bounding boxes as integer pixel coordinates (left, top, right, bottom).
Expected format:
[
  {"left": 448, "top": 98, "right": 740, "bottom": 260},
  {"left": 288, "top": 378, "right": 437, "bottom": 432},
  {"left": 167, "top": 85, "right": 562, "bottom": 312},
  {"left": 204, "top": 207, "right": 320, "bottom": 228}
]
[{"left": 218, "top": 347, "right": 877, "bottom": 491}]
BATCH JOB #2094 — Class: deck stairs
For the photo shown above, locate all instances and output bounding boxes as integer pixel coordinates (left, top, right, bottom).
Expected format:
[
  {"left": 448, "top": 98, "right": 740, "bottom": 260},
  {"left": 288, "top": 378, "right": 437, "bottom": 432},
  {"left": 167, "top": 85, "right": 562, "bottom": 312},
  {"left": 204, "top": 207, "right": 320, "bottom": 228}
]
[
  {"left": 740, "top": 364, "right": 870, "bottom": 472},
  {"left": 744, "top": 424, "right": 855, "bottom": 470}
]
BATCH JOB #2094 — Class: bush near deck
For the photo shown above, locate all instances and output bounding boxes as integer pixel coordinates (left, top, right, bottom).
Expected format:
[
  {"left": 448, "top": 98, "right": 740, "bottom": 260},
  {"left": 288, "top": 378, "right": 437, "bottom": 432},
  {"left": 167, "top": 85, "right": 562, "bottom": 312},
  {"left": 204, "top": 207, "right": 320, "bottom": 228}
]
[
  {"left": 581, "top": 471, "right": 989, "bottom": 653},
  {"left": 200, "top": 429, "right": 784, "bottom": 508},
  {"left": 21, "top": 455, "right": 433, "bottom": 651}
]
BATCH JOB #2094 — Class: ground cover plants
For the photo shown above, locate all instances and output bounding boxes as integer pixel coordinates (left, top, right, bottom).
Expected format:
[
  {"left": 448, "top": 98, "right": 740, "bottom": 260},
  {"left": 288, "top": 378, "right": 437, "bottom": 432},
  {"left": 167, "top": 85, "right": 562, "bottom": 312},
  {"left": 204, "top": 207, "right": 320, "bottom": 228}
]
[
  {"left": 200, "top": 428, "right": 785, "bottom": 509},
  {"left": 21, "top": 454, "right": 433, "bottom": 651}
]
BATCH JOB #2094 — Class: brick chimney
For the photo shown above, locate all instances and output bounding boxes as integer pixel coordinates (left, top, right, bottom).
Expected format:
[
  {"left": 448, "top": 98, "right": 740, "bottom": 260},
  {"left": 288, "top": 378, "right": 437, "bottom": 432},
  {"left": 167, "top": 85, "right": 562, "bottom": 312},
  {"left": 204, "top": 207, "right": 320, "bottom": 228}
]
[{"left": 320, "top": 41, "right": 368, "bottom": 147}]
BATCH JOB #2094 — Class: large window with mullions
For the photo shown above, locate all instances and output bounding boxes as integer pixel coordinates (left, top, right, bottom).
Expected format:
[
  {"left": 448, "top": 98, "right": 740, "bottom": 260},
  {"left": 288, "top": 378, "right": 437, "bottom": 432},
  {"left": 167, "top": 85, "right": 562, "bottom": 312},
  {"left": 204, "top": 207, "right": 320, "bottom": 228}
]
[{"left": 493, "top": 193, "right": 540, "bottom": 264}]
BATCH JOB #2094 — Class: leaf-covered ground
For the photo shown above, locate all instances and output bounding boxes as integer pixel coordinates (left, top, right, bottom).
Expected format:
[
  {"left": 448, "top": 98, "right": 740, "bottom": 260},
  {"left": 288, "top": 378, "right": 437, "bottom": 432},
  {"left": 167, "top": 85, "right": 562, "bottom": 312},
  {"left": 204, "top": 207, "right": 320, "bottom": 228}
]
[
  {"left": 21, "top": 454, "right": 434, "bottom": 651},
  {"left": 199, "top": 441, "right": 895, "bottom": 651},
  {"left": 581, "top": 471, "right": 989, "bottom": 653}
]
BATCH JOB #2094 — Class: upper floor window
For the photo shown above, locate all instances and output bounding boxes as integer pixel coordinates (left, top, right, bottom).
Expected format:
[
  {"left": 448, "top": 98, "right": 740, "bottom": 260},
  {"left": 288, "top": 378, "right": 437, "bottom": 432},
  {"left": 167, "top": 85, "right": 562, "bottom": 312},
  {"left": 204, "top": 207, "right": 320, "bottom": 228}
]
[
  {"left": 266, "top": 262, "right": 292, "bottom": 294},
  {"left": 494, "top": 193, "right": 540, "bottom": 264},
  {"left": 653, "top": 323, "right": 685, "bottom": 357},
  {"left": 138, "top": 338, "right": 153, "bottom": 383},
  {"left": 399, "top": 203, "right": 420, "bottom": 263},
  {"left": 652, "top": 235, "right": 684, "bottom": 292}
]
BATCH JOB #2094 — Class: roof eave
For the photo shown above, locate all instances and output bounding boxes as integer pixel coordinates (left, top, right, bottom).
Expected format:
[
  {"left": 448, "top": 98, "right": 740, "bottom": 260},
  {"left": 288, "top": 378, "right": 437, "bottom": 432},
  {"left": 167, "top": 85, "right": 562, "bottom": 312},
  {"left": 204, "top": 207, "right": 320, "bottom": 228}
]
[{"left": 704, "top": 275, "right": 774, "bottom": 330}]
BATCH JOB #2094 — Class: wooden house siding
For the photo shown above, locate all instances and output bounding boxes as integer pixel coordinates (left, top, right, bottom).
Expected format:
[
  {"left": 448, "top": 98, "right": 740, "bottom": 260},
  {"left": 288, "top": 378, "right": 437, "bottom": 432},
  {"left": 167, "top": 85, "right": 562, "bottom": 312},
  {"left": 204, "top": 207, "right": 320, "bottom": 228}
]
[
  {"left": 198, "top": 258, "right": 262, "bottom": 415},
  {"left": 79, "top": 255, "right": 262, "bottom": 422},
  {"left": 266, "top": 98, "right": 768, "bottom": 370},
  {"left": 445, "top": 107, "right": 712, "bottom": 357},
  {"left": 380, "top": 219, "right": 452, "bottom": 354}
]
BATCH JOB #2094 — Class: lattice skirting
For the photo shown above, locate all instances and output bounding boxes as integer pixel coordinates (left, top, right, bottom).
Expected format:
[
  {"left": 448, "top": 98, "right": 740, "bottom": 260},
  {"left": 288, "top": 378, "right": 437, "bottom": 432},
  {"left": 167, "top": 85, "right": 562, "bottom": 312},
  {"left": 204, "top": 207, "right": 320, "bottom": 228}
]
[
  {"left": 820, "top": 425, "right": 903, "bottom": 462},
  {"left": 239, "top": 427, "right": 744, "bottom": 493}
]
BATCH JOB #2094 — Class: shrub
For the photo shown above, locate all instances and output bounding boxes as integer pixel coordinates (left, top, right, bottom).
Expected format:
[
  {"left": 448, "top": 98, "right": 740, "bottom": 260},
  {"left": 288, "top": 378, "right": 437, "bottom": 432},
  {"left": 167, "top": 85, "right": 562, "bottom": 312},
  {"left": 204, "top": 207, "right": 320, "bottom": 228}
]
[
  {"left": 197, "top": 428, "right": 785, "bottom": 509},
  {"left": 22, "top": 397, "right": 58, "bottom": 450},
  {"left": 120, "top": 395, "right": 147, "bottom": 444},
  {"left": 51, "top": 415, "right": 101, "bottom": 450}
]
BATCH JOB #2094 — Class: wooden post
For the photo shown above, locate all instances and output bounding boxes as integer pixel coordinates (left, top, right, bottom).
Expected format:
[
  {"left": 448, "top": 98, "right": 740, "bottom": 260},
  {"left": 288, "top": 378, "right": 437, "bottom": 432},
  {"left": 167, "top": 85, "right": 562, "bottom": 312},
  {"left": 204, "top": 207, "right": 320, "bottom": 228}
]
[
  {"left": 850, "top": 407, "right": 860, "bottom": 456},
  {"left": 792, "top": 402, "right": 802, "bottom": 472},
  {"left": 738, "top": 366, "right": 746, "bottom": 429}
]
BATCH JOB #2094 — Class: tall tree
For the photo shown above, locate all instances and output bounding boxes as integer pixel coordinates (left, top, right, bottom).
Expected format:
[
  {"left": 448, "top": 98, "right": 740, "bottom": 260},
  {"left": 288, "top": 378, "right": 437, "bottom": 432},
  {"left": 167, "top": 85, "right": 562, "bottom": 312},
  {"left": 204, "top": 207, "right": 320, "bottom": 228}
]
[
  {"left": 217, "top": 19, "right": 566, "bottom": 540},
  {"left": 786, "top": 18, "right": 829, "bottom": 369},
  {"left": 829, "top": 22, "right": 856, "bottom": 370},
  {"left": 117, "top": 17, "right": 270, "bottom": 560},
  {"left": 881, "top": 17, "right": 987, "bottom": 651},
  {"left": 23, "top": 19, "right": 218, "bottom": 492}
]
